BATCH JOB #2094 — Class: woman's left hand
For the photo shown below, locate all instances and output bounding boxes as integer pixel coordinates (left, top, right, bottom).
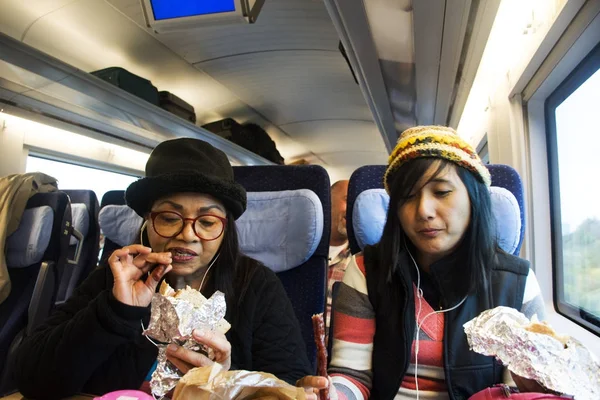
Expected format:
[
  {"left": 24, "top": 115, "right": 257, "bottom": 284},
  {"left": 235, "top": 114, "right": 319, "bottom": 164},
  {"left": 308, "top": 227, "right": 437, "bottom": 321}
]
[
  {"left": 166, "top": 329, "right": 231, "bottom": 374},
  {"left": 296, "top": 376, "right": 334, "bottom": 400}
]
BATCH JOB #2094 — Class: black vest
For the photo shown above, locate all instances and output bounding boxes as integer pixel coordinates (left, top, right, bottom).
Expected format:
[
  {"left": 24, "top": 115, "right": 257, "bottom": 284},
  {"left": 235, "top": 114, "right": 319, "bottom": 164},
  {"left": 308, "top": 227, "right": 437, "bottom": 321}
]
[{"left": 364, "top": 246, "right": 530, "bottom": 400}]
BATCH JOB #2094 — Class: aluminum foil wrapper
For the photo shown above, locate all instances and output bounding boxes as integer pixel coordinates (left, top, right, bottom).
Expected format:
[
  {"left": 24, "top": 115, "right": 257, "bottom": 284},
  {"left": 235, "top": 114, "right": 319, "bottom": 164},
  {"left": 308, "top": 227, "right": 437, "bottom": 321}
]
[
  {"left": 172, "top": 365, "right": 307, "bottom": 400},
  {"left": 464, "top": 306, "right": 600, "bottom": 399},
  {"left": 144, "top": 291, "right": 227, "bottom": 398},
  {"left": 144, "top": 291, "right": 227, "bottom": 342}
]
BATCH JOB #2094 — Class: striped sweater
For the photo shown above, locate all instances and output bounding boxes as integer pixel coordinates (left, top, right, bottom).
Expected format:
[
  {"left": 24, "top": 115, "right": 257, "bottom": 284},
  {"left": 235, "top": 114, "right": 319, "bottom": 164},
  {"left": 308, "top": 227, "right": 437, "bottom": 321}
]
[{"left": 328, "top": 254, "right": 545, "bottom": 400}]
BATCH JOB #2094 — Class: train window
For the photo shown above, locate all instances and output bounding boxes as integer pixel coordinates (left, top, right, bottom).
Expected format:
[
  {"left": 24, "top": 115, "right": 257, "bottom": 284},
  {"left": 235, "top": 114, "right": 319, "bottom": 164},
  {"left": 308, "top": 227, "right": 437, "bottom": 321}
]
[
  {"left": 26, "top": 156, "right": 139, "bottom": 202},
  {"left": 546, "top": 42, "right": 600, "bottom": 335},
  {"left": 477, "top": 134, "right": 490, "bottom": 165}
]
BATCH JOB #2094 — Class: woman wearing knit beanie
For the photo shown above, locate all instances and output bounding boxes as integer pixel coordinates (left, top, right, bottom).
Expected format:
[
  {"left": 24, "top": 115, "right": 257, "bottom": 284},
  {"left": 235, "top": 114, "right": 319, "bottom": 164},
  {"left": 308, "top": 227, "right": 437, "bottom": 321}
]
[{"left": 299, "top": 126, "right": 546, "bottom": 399}]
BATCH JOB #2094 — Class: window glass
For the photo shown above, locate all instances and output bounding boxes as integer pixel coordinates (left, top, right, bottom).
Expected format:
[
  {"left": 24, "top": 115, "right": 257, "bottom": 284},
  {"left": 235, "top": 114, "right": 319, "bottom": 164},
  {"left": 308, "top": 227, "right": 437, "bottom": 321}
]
[
  {"left": 546, "top": 44, "right": 600, "bottom": 333},
  {"left": 26, "top": 156, "right": 139, "bottom": 203}
]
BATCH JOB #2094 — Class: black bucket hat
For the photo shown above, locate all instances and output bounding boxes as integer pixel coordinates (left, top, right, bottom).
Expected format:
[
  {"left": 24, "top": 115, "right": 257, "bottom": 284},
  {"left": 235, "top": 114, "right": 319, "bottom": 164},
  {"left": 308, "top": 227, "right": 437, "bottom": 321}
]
[{"left": 125, "top": 138, "right": 247, "bottom": 219}]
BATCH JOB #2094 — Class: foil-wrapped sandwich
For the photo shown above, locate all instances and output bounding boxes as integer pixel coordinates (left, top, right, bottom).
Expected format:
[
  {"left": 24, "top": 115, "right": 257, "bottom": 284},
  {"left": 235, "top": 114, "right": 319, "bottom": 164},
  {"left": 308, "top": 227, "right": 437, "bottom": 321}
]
[
  {"left": 172, "top": 364, "right": 306, "bottom": 400},
  {"left": 143, "top": 281, "right": 230, "bottom": 398},
  {"left": 464, "top": 306, "right": 600, "bottom": 399}
]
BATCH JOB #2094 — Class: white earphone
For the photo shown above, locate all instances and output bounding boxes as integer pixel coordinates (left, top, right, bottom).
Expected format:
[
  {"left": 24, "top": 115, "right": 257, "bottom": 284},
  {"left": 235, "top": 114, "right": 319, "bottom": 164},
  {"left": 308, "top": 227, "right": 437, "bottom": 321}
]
[{"left": 405, "top": 245, "right": 467, "bottom": 399}]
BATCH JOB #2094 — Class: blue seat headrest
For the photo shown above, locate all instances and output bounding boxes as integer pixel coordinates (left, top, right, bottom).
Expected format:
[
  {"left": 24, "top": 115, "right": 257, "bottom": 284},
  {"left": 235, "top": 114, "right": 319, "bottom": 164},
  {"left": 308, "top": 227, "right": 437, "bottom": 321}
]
[
  {"left": 70, "top": 203, "right": 90, "bottom": 246},
  {"left": 237, "top": 190, "right": 323, "bottom": 272},
  {"left": 489, "top": 186, "right": 521, "bottom": 254},
  {"left": 6, "top": 206, "right": 54, "bottom": 268},
  {"left": 97, "top": 190, "right": 324, "bottom": 272},
  {"left": 352, "top": 189, "right": 389, "bottom": 250},
  {"left": 98, "top": 205, "right": 143, "bottom": 247},
  {"left": 352, "top": 187, "right": 521, "bottom": 254}
]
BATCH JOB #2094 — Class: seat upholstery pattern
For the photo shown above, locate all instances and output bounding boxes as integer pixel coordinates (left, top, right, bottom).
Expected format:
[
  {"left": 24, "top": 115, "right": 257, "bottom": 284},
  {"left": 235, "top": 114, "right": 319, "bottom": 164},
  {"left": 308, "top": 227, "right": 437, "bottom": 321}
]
[
  {"left": 234, "top": 165, "right": 330, "bottom": 373},
  {"left": 0, "top": 192, "right": 72, "bottom": 395}
]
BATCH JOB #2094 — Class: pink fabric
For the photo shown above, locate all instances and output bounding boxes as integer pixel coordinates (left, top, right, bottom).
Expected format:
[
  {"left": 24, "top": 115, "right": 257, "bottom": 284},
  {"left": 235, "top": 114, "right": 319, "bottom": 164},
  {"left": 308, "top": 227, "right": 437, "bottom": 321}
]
[
  {"left": 469, "top": 385, "right": 573, "bottom": 400},
  {"left": 94, "top": 390, "right": 154, "bottom": 400}
]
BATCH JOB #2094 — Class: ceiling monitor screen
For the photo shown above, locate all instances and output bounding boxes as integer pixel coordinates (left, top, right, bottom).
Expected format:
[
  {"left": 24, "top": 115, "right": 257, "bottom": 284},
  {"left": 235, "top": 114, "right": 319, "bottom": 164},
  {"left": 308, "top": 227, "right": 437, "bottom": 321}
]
[
  {"left": 150, "top": 0, "right": 236, "bottom": 20},
  {"left": 141, "top": 0, "right": 247, "bottom": 32}
]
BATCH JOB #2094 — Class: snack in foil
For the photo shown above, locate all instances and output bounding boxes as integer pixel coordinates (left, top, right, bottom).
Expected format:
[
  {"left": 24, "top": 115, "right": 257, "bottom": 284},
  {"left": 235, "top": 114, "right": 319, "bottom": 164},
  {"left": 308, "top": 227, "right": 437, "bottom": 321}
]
[
  {"left": 144, "top": 281, "right": 231, "bottom": 398},
  {"left": 172, "top": 364, "right": 307, "bottom": 400},
  {"left": 464, "top": 306, "right": 600, "bottom": 400}
]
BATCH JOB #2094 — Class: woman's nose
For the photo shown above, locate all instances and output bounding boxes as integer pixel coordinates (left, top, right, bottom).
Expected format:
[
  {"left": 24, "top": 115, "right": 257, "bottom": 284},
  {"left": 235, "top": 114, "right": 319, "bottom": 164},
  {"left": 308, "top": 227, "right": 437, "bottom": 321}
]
[
  {"left": 178, "top": 220, "right": 198, "bottom": 241},
  {"left": 416, "top": 195, "right": 436, "bottom": 220}
]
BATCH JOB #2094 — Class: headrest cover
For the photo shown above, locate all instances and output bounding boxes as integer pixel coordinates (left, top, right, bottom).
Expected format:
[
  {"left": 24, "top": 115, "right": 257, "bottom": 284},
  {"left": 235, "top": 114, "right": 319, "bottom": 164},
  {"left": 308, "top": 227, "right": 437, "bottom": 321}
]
[
  {"left": 70, "top": 203, "right": 90, "bottom": 246},
  {"left": 7, "top": 206, "right": 54, "bottom": 268},
  {"left": 489, "top": 186, "right": 521, "bottom": 255},
  {"left": 351, "top": 187, "right": 521, "bottom": 255},
  {"left": 237, "top": 190, "right": 323, "bottom": 272},
  {"left": 98, "top": 205, "right": 143, "bottom": 247},
  {"left": 353, "top": 189, "right": 389, "bottom": 249},
  {"left": 98, "top": 191, "right": 324, "bottom": 271}
]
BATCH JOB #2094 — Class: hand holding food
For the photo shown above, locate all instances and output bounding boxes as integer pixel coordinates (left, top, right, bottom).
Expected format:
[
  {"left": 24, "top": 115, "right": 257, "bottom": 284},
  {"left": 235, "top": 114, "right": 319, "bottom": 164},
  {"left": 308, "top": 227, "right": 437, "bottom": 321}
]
[
  {"left": 464, "top": 306, "right": 600, "bottom": 399},
  {"left": 143, "top": 281, "right": 231, "bottom": 397},
  {"left": 108, "top": 245, "right": 172, "bottom": 307},
  {"left": 166, "top": 328, "right": 231, "bottom": 374}
]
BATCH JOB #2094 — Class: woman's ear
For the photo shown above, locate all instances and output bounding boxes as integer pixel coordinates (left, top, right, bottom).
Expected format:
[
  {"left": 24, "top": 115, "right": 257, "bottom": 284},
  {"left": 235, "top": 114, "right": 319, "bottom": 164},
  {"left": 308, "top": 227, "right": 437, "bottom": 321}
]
[{"left": 140, "top": 220, "right": 150, "bottom": 247}]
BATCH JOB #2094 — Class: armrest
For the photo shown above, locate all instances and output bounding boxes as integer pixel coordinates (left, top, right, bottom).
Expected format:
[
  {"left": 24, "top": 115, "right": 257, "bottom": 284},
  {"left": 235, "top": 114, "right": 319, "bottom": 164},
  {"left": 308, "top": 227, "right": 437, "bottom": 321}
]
[{"left": 28, "top": 261, "right": 56, "bottom": 335}]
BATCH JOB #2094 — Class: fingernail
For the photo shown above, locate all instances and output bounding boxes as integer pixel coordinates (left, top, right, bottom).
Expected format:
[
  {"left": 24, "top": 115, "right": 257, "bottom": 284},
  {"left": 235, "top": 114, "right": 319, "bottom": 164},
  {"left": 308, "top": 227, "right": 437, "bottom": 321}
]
[
  {"left": 193, "top": 329, "right": 204, "bottom": 337},
  {"left": 167, "top": 344, "right": 177, "bottom": 352}
]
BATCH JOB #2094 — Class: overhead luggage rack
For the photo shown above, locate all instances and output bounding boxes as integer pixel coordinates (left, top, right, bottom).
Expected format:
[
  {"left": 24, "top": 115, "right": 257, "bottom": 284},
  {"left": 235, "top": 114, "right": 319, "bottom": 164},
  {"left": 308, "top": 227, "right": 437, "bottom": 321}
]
[{"left": 0, "top": 33, "right": 272, "bottom": 167}]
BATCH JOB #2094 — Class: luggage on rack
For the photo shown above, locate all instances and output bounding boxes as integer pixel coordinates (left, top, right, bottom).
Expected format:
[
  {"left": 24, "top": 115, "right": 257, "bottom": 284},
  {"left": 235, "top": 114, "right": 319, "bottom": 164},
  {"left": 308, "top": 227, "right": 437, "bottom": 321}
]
[
  {"left": 203, "top": 119, "right": 284, "bottom": 164},
  {"left": 202, "top": 118, "right": 240, "bottom": 139},
  {"left": 159, "top": 91, "right": 196, "bottom": 123},
  {"left": 91, "top": 67, "right": 159, "bottom": 106}
]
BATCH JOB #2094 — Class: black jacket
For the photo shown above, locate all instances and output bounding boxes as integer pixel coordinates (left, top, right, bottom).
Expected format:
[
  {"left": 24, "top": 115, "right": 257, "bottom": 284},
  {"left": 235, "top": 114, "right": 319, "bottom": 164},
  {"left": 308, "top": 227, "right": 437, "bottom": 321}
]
[
  {"left": 364, "top": 245, "right": 529, "bottom": 400},
  {"left": 14, "top": 261, "right": 311, "bottom": 399}
]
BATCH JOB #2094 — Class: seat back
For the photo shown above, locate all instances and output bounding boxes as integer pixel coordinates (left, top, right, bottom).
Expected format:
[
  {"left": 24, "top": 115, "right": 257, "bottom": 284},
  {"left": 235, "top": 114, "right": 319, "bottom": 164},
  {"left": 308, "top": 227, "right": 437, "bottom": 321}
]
[
  {"left": 0, "top": 192, "right": 72, "bottom": 395},
  {"left": 234, "top": 165, "right": 330, "bottom": 373},
  {"left": 56, "top": 190, "right": 100, "bottom": 303},
  {"left": 346, "top": 164, "right": 525, "bottom": 255},
  {"left": 98, "top": 190, "right": 133, "bottom": 266},
  {"left": 346, "top": 166, "right": 387, "bottom": 254},
  {"left": 96, "top": 166, "right": 331, "bottom": 372},
  {"left": 487, "top": 164, "right": 526, "bottom": 255}
]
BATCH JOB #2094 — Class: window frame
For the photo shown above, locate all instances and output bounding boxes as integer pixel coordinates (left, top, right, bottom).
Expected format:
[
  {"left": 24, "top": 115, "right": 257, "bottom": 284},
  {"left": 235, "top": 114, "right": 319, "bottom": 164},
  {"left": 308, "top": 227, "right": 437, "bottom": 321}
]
[{"left": 544, "top": 41, "right": 600, "bottom": 335}]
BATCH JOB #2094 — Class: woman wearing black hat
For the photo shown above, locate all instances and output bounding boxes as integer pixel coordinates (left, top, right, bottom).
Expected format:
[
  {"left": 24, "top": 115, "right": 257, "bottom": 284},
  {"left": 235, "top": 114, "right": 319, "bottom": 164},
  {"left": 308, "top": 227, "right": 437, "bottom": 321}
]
[{"left": 14, "top": 138, "right": 312, "bottom": 399}]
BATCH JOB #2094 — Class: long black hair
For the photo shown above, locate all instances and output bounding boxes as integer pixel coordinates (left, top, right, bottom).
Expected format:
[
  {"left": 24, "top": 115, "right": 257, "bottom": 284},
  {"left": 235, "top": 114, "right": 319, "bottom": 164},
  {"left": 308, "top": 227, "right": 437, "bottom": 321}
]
[
  {"left": 379, "top": 158, "right": 496, "bottom": 294},
  {"left": 202, "top": 210, "right": 259, "bottom": 307}
]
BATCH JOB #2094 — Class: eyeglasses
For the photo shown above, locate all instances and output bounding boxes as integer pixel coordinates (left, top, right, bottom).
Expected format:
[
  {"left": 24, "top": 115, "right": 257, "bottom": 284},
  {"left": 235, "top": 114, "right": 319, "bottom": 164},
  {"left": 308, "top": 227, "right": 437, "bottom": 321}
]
[{"left": 150, "top": 211, "right": 227, "bottom": 241}]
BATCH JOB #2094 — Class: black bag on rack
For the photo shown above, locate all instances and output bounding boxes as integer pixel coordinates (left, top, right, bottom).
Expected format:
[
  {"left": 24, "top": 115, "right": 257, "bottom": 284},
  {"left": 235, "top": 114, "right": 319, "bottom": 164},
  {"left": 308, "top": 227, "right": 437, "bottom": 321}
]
[
  {"left": 202, "top": 119, "right": 285, "bottom": 164},
  {"left": 159, "top": 91, "right": 196, "bottom": 123},
  {"left": 91, "top": 67, "right": 159, "bottom": 106},
  {"left": 202, "top": 118, "right": 239, "bottom": 139}
]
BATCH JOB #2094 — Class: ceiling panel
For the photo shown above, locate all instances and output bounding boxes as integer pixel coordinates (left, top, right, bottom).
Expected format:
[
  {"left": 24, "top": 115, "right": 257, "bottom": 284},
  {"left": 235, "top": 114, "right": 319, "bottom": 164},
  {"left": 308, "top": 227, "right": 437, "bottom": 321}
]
[
  {"left": 198, "top": 51, "right": 373, "bottom": 125},
  {"left": 281, "top": 120, "right": 387, "bottom": 154},
  {"left": 107, "top": 0, "right": 339, "bottom": 62}
]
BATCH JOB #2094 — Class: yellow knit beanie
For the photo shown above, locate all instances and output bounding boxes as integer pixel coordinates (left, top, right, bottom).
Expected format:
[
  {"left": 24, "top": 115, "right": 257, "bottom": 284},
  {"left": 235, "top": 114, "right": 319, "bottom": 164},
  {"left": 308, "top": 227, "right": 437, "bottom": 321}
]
[{"left": 384, "top": 125, "right": 491, "bottom": 193}]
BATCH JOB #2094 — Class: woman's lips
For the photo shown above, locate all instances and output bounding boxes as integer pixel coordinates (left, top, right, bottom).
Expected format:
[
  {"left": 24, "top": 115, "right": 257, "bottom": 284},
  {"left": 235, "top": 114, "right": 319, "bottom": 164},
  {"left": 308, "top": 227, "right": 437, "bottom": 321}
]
[
  {"left": 168, "top": 247, "right": 198, "bottom": 263},
  {"left": 418, "top": 229, "right": 442, "bottom": 238}
]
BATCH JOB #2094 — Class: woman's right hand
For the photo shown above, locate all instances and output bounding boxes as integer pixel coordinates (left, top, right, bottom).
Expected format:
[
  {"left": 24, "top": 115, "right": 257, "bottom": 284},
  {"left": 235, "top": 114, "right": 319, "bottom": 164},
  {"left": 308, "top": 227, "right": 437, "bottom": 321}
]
[
  {"left": 108, "top": 244, "right": 172, "bottom": 307},
  {"left": 296, "top": 376, "right": 336, "bottom": 400}
]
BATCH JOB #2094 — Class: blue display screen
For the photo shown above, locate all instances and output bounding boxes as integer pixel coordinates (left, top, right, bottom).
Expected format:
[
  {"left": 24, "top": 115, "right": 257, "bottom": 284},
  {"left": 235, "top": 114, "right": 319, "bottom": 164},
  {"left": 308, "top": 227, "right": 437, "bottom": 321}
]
[{"left": 150, "top": 0, "right": 236, "bottom": 20}]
